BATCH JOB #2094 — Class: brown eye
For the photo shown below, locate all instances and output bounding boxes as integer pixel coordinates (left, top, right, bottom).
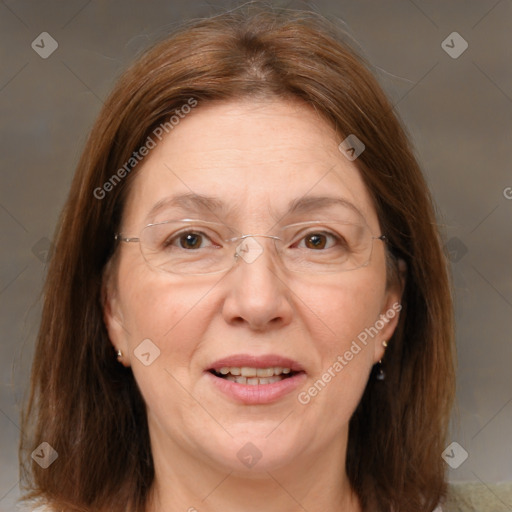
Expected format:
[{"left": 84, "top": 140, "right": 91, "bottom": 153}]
[
  {"left": 304, "top": 233, "right": 328, "bottom": 250},
  {"left": 177, "top": 232, "right": 205, "bottom": 249}
]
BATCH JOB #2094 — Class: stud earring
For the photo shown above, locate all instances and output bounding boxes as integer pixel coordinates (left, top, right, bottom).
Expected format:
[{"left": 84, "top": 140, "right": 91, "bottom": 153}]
[
  {"left": 376, "top": 340, "right": 388, "bottom": 381},
  {"left": 116, "top": 349, "right": 123, "bottom": 359}
]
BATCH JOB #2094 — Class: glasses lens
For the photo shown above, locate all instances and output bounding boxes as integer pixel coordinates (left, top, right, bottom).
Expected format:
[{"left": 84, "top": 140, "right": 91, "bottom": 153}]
[
  {"left": 138, "top": 219, "right": 379, "bottom": 275},
  {"left": 276, "top": 221, "right": 375, "bottom": 273},
  {"left": 140, "top": 220, "right": 234, "bottom": 274}
]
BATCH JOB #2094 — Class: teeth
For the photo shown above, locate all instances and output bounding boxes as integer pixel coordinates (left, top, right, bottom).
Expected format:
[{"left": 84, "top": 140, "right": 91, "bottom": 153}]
[
  {"left": 223, "top": 375, "right": 285, "bottom": 385},
  {"left": 241, "top": 367, "right": 257, "bottom": 377},
  {"left": 216, "top": 366, "right": 292, "bottom": 378}
]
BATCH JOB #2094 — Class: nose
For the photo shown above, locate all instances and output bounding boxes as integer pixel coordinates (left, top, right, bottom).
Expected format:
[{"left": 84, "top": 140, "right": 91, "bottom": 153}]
[{"left": 221, "top": 236, "right": 294, "bottom": 331}]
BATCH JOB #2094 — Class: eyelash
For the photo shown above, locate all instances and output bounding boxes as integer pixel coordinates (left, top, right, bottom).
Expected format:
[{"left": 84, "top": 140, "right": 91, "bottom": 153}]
[
  {"left": 165, "top": 228, "right": 343, "bottom": 250},
  {"left": 166, "top": 230, "right": 219, "bottom": 250},
  {"left": 295, "top": 231, "right": 342, "bottom": 250}
]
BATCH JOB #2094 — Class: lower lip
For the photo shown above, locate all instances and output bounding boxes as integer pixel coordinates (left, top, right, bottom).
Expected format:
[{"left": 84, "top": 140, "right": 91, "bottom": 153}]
[{"left": 205, "top": 371, "right": 307, "bottom": 405}]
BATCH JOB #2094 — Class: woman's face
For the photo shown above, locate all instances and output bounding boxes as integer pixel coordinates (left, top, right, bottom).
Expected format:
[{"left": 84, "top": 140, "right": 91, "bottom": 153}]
[{"left": 104, "top": 98, "right": 402, "bottom": 477}]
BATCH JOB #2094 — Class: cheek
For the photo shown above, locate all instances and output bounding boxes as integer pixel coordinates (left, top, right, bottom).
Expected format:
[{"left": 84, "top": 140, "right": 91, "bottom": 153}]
[
  {"left": 299, "top": 270, "right": 386, "bottom": 349},
  {"left": 117, "top": 260, "right": 216, "bottom": 362},
  {"left": 294, "top": 272, "right": 386, "bottom": 417},
  {"left": 117, "top": 270, "right": 217, "bottom": 422}
]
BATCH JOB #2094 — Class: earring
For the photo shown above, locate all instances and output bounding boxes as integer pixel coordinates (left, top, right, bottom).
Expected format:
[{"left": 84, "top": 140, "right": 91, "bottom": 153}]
[
  {"left": 376, "top": 340, "right": 388, "bottom": 381},
  {"left": 116, "top": 349, "right": 123, "bottom": 359}
]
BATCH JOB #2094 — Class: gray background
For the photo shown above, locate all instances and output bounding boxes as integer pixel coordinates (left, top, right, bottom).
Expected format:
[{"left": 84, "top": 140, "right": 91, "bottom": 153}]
[{"left": 1, "top": 0, "right": 511, "bottom": 510}]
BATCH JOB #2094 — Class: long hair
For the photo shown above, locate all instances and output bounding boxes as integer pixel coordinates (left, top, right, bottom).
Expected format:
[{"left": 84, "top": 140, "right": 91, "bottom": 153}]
[{"left": 20, "top": 4, "right": 455, "bottom": 511}]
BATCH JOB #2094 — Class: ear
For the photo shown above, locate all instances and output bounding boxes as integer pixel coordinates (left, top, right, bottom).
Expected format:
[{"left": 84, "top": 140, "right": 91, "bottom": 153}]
[
  {"left": 102, "top": 260, "right": 131, "bottom": 367},
  {"left": 373, "top": 258, "right": 407, "bottom": 363}
]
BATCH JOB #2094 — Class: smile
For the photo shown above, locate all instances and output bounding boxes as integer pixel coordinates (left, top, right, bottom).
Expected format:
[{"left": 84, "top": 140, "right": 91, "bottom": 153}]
[
  {"left": 210, "top": 366, "right": 294, "bottom": 385},
  {"left": 206, "top": 355, "right": 307, "bottom": 404}
]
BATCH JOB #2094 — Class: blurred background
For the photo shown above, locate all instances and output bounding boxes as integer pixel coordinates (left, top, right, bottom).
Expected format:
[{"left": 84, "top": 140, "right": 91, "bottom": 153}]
[{"left": 0, "top": 0, "right": 511, "bottom": 510}]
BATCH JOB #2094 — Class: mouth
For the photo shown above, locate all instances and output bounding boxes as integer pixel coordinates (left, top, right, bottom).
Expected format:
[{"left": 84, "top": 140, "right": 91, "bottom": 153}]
[
  {"left": 208, "top": 366, "right": 299, "bottom": 385},
  {"left": 205, "top": 354, "right": 307, "bottom": 404}
]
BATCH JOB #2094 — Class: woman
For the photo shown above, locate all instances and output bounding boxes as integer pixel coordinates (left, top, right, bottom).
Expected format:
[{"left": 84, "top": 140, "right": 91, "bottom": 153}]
[{"left": 20, "top": 4, "right": 455, "bottom": 512}]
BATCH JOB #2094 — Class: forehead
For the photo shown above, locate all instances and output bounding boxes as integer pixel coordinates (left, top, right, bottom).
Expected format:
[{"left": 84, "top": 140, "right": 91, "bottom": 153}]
[{"left": 122, "top": 99, "right": 379, "bottom": 231}]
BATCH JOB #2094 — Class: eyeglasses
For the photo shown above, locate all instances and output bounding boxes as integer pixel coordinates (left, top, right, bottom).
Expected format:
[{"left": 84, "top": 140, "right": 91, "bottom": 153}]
[{"left": 114, "top": 218, "right": 386, "bottom": 275}]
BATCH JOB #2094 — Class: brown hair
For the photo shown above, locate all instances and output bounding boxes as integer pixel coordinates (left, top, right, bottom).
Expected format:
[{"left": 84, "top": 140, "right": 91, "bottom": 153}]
[{"left": 20, "top": 4, "right": 455, "bottom": 511}]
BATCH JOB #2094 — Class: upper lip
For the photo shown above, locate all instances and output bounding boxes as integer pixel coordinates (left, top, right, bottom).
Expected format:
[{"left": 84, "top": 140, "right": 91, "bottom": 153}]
[{"left": 208, "top": 354, "right": 305, "bottom": 373}]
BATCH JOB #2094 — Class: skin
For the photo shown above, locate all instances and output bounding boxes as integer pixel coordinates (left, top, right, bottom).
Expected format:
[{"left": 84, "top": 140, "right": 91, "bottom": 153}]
[{"left": 104, "top": 98, "right": 403, "bottom": 512}]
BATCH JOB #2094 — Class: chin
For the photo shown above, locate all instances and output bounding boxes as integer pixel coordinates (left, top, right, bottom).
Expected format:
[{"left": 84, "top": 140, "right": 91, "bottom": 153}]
[{"left": 193, "top": 425, "right": 309, "bottom": 474}]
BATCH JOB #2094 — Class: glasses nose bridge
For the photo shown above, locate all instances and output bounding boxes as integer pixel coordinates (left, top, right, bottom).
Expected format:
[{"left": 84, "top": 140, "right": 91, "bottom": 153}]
[
  {"left": 227, "top": 232, "right": 283, "bottom": 268},
  {"left": 232, "top": 233, "right": 282, "bottom": 242}
]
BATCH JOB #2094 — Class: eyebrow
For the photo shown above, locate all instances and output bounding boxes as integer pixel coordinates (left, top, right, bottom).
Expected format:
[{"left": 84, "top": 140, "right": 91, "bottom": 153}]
[
  {"left": 286, "top": 195, "right": 364, "bottom": 219},
  {"left": 146, "top": 193, "right": 229, "bottom": 222},
  {"left": 146, "top": 193, "right": 365, "bottom": 223}
]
